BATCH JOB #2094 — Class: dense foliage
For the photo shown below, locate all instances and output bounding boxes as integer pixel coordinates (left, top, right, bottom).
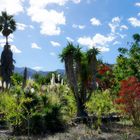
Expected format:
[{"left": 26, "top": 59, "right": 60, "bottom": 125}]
[
  {"left": 0, "top": 11, "right": 140, "bottom": 137},
  {"left": 115, "top": 76, "right": 140, "bottom": 126}
]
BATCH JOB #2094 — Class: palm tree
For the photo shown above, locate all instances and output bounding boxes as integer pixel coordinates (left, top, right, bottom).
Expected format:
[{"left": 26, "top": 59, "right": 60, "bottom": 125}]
[
  {"left": 0, "top": 11, "right": 16, "bottom": 44},
  {"left": 60, "top": 43, "right": 99, "bottom": 117},
  {"left": 0, "top": 11, "right": 16, "bottom": 89}
]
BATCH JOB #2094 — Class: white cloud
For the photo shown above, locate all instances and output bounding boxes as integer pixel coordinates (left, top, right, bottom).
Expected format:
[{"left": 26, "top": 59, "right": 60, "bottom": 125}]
[
  {"left": 11, "top": 45, "right": 21, "bottom": 53},
  {"left": 97, "top": 46, "right": 109, "bottom": 52},
  {"left": 50, "top": 52, "right": 56, "bottom": 56},
  {"left": 113, "top": 41, "right": 120, "bottom": 45},
  {"left": 28, "top": 0, "right": 82, "bottom": 36},
  {"left": 90, "top": 17, "right": 101, "bottom": 26},
  {"left": 31, "top": 43, "right": 42, "bottom": 49},
  {"left": 108, "top": 17, "right": 121, "bottom": 33},
  {"left": 128, "top": 17, "right": 140, "bottom": 27},
  {"left": 50, "top": 41, "right": 61, "bottom": 47},
  {"left": 17, "top": 23, "right": 27, "bottom": 31},
  {"left": 27, "top": 0, "right": 82, "bottom": 36},
  {"left": 0, "top": 0, "right": 24, "bottom": 15},
  {"left": 77, "top": 33, "right": 115, "bottom": 52},
  {"left": 120, "top": 25, "right": 128, "bottom": 31},
  {"left": 138, "top": 13, "right": 140, "bottom": 16},
  {"left": 17, "top": 23, "right": 34, "bottom": 31},
  {"left": 112, "top": 17, "right": 121, "bottom": 23},
  {"left": 135, "top": 2, "right": 140, "bottom": 7},
  {"left": 32, "top": 66, "right": 43, "bottom": 71},
  {"left": 66, "top": 37, "right": 74, "bottom": 42},
  {"left": 72, "top": 24, "right": 85, "bottom": 29}
]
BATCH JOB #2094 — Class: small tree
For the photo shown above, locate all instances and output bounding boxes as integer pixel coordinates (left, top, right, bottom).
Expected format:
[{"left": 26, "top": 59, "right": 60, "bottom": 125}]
[
  {"left": 60, "top": 42, "right": 99, "bottom": 117},
  {"left": 114, "top": 33, "right": 140, "bottom": 82},
  {"left": 115, "top": 76, "right": 140, "bottom": 126}
]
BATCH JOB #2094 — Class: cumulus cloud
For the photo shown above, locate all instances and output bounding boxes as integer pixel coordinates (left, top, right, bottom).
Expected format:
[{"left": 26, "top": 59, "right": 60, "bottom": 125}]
[
  {"left": 27, "top": 0, "right": 81, "bottom": 36},
  {"left": 77, "top": 33, "right": 115, "bottom": 52},
  {"left": 135, "top": 2, "right": 140, "bottom": 7},
  {"left": 108, "top": 17, "right": 121, "bottom": 33},
  {"left": 11, "top": 45, "right": 22, "bottom": 53},
  {"left": 128, "top": 17, "right": 140, "bottom": 27},
  {"left": 0, "top": 0, "right": 24, "bottom": 15},
  {"left": 31, "top": 43, "right": 42, "bottom": 49},
  {"left": 66, "top": 37, "right": 74, "bottom": 42},
  {"left": 72, "top": 24, "right": 85, "bottom": 29},
  {"left": 50, "top": 41, "right": 61, "bottom": 47},
  {"left": 90, "top": 17, "right": 101, "bottom": 26}
]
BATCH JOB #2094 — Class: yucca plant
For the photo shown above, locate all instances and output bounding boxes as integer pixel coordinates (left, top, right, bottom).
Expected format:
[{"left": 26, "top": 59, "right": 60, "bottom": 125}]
[{"left": 60, "top": 42, "right": 99, "bottom": 117}]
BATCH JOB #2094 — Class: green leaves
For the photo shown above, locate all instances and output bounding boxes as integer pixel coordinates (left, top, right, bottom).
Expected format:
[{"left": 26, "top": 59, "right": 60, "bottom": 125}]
[
  {"left": 114, "top": 33, "right": 140, "bottom": 85},
  {"left": 86, "top": 90, "right": 116, "bottom": 115}
]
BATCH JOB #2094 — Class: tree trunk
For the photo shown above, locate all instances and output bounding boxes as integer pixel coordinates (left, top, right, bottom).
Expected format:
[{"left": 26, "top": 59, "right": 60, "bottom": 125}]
[
  {"left": 6, "top": 36, "right": 8, "bottom": 45},
  {"left": 64, "top": 55, "right": 88, "bottom": 117},
  {"left": 89, "top": 55, "right": 97, "bottom": 90},
  {"left": 76, "top": 99, "right": 88, "bottom": 117}
]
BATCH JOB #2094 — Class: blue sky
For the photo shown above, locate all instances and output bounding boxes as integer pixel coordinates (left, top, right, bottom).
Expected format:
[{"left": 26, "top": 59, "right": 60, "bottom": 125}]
[{"left": 0, "top": 0, "right": 140, "bottom": 71}]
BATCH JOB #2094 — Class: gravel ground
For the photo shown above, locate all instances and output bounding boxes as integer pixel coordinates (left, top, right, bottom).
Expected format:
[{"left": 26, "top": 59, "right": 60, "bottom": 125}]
[{"left": 0, "top": 123, "right": 140, "bottom": 140}]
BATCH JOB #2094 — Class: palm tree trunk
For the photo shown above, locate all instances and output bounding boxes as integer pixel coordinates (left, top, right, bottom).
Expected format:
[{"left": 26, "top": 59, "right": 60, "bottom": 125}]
[{"left": 6, "top": 36, "right": 8, "bottom": 44}]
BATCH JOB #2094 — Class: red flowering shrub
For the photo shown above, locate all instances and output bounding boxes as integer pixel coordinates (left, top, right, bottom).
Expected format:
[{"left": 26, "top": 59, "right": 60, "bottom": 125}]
[
  {"left": 98, "top": 64, "right": 111, "bottom": 75},
  {"left": 115, "top": 76, "right": 140, "bottom": 126},
  {"left": 97, "top": 64, "right": 114, "bottom": 90}
]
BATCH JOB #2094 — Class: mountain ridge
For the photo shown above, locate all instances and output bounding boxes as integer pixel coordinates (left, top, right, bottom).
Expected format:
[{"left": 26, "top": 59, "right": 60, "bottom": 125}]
[{"left": 14, "top": 67, "right": 65, "bottom": 77}]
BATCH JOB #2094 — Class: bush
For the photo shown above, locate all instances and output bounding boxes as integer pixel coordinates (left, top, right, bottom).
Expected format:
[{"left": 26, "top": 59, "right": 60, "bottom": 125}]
[
  {"left": 86, "top": 90, "right": 117, "bottom": 128},
  {"left": 0, "top": 84, "right": 69, "bottom": 135},
  {"left": 115, "top": 76, "right": 140, "bottom": 126}
]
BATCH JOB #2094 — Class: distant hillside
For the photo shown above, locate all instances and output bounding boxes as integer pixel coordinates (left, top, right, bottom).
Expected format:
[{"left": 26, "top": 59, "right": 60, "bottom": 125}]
[{"left": 14, "top": 67, "right": 65, "bottom": 78}]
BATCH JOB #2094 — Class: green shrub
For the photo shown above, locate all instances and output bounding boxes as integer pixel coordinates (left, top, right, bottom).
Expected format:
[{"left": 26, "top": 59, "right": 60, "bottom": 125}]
[{"left": 86, "top": 90, "right": 117, "bottom": 128}]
